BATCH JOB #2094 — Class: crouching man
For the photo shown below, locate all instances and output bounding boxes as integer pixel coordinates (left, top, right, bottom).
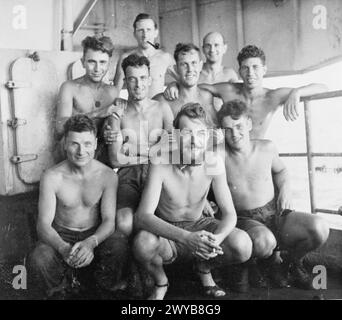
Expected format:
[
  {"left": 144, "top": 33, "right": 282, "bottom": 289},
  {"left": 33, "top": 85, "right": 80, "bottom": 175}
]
[
  {"left": 217, "top": 99, "right": 330, "bottom": 290},
  {"left": 133, "top": 103, "right": 252, "bottom": 300},
  {"left": 29, "top": 115, "right": 128, "bottom": 298}
]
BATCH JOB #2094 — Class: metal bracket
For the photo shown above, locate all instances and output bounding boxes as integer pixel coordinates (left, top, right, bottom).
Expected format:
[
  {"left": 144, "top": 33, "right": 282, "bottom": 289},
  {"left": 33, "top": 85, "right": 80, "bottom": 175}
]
[
  {"left": 7, "top": 118, "right": 27, "bottom": 129},
  {"left": 5, "top": 81, "right": 31, "bottom": 89},
  {"left": 10, "top": 154, "right": 38, "bottom": 164}
]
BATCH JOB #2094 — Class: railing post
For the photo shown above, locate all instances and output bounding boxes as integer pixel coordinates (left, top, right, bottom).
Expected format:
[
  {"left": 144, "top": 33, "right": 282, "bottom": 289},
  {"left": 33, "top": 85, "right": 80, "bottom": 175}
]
[{"left": 303, "top": 101, "right": 317, "bottom": 213}]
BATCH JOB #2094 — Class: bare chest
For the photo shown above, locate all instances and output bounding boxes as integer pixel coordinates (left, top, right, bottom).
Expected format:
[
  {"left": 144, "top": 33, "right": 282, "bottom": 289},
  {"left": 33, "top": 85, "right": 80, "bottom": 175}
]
[
  {"left": 225, "top": 154, "right": 272, "bottom": 190},
  {"left": 121, "top": 112, "right": 164, "bottom": 144},
  {"left": 161, "top": 171, "right": 211, "bottom": 206},
  {"left": 56, "top": 178, "right": 103, "bottom": 210},
  {"left": 149, "top": 54, "right": 169, "bottom": 79},
  {"left": 72, "top": 87, "right": 114, "bottom": 114}
]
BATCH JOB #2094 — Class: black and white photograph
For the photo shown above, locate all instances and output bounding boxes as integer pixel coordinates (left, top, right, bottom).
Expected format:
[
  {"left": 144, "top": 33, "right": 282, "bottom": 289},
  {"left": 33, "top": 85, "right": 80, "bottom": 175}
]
[{"left": 0, "top": 0, "right": 342, "bottom": 304}]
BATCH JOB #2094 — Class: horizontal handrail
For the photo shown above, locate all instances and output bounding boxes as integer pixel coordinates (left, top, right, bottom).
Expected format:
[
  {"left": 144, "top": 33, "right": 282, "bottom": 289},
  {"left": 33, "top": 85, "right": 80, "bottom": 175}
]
[
  {"left": 300, "top": 90, "right": 342, "bottom": 102},
  {"left": 315, "top": 208, "right": 342, "bottom": 215},
  {"left": 280, "top": 152, "right": 342, "bottom": 157}
]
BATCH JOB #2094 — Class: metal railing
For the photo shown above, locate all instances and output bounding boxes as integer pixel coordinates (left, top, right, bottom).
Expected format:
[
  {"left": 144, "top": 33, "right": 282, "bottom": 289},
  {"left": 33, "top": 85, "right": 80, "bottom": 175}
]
[{"left": 279, "top": 90, "right": 342, "bottom": 215}]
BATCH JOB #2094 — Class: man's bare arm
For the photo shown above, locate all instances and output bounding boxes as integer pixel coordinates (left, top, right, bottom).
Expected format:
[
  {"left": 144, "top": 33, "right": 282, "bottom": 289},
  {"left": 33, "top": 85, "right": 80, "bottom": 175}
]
[
  {"left": 107, "top": 117, "right": 149, "bottom": 168},
  {"left": 210, "top": 157, "right": 237, "bottom": 243},
  {"left": 56, "top": 82, "right": 74, "bottom": 139},
  {"left": 148, "top": 102, "right": 175, "bottom": 160},
  {"left": 113, "top": 54, "right": 126, "bottom": 93},
  {"left": 270, "top": 141, "right": 292, "bottom": 210},
  {"left": 199, "top": 82, "right": 234, "bottom": 99},
  {"left": 37, "top": 171, "right": 71, "bottom": 258},
  {"left": 165, "top": 53, "right": 178, "bottom": 84},
  {"left": 276, "top": 83, "right": 328, "bottom": 121},
  {"left": 91, "top": 170, "right": 117, "bottom": 243}
]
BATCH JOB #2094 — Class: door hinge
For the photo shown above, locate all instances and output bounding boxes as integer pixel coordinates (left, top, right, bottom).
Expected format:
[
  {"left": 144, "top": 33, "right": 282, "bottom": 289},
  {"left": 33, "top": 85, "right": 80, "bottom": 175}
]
[{"left": 7, "top": 118, "right": 27, "bottom": 129}]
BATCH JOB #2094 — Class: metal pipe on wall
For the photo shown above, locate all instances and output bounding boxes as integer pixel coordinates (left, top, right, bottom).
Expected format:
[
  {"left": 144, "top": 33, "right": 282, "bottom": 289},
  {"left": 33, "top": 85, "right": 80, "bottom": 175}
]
[
  {"left": 236, "top": 0, "right": 245, "bottom": 50},
  {"left": 62, "top": 0, "right": 73, "bottom": 51},
  {"left": 190, "top": 0, "right": 200, "bottom": 47}
]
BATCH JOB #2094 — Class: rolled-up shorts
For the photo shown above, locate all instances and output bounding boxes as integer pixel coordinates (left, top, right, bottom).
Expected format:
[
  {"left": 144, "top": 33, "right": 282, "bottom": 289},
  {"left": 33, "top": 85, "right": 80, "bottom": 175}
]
[
  {"left": 116, "top": 164, "right": 150, "bottom": 211},
  {"left": 164, "top": 215, "right": 220, "bottom": 265},
  {"left": 236, "top": 198, "right": 293, "bottom": 241}
]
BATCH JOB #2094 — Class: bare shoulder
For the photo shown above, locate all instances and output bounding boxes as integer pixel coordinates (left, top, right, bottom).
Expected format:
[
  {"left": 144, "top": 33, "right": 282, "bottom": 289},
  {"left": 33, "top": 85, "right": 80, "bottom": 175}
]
[
  {"left": 41, "top": 162, "right": 67, "bottom": 186},
  {"left": 155, "top": 50, "right": 171, "bottom": 60},
  {"left": 149, "top": 163, "right": 171, "bottom": 180},
  {"left": 199, "top": 86, "right": 213, "bottom": 100},
  {"left": 253, "top": 139, "right": 277, "bottom": 154},
  {"left": 59, "top": 79, "right": 78, "bottom": 93},
  {"left": 267, "top": 87, "right": 292, "bottom": 100},
  {"left": 152, "top": 92, "right": 167, "bottom": 103},
  {"left": 93, "top": 160, "right": 118, "bottom": 180},
  {"left": 151, "top": 98, "right": 169, "bottom": 110},
  {"left": 103, "top": 83, "right": 119, "bottom": 96},
  {"left": 121, "top": 49, "right": 138, "bottom": 59}
]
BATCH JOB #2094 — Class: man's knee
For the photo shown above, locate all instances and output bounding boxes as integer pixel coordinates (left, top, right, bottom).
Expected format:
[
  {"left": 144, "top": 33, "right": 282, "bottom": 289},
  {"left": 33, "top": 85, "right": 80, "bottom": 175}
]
[
  {"left": 307, "top": 216, "right": 330, "bottom": 248},
  {"left": 224, "top": 229, "right": 253, "bottom": 263},
  {"left": 29, "top": 243, "right": 58, "bottom": 272},
  {"left": 251, "top": 229, "right": 277, "bottom": 259},
  {"left": 133, "top": 230, "right": 160, "bottom": 261},
  {"left": 116, "top": 208, "right": 134, "bottom": 236}
]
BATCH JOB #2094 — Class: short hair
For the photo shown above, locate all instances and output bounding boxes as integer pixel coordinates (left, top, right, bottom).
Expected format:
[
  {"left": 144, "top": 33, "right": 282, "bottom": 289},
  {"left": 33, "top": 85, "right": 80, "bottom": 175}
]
[
  {"left": 81, "top": 36, "right": 114, "bottom": 57},
  {"left": 217, "top": 100, "right": 249, "bottom": 125},
  {"left": 121, "top": 53, "right": 150, "bottom": 76},
  {"left": 173, "top": 103, "right": 213, "bottom": 129},
  {"left": 237, "top": 45, "right": 266, "bottom": 67},
  {"left": 174, "top": 43, "right": 201, "bottom": 63},
  {"left": 133, "top": 13, "right": 157, "bottom": 30},
  {"left": 64, "top": 114, "right": 97, "bottom": 138}
]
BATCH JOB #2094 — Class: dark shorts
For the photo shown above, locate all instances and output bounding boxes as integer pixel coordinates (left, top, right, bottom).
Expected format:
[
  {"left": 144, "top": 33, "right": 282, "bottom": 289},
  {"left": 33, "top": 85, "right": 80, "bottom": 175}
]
[
  {"left": 236, "top": 198, "right": 293, "bottom": 239},
  {"left": 116, "top": 164, "right": 150, "bottom": 211},
  {"left": 164, "top": 216, "right": 220, "bottom": 265}
]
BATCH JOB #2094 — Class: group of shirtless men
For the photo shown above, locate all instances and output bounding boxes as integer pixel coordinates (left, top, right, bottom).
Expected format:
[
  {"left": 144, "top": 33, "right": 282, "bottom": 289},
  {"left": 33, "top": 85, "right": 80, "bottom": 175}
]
[{"left": 29, "top": 13, "right": 330, "bottom": 300}]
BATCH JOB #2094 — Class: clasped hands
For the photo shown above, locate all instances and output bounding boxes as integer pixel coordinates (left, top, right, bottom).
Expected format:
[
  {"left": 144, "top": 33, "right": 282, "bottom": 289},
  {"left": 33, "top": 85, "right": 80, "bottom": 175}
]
[
  {"left": 60, "top": 237, "right": 96, "bottom": 269},
  {"left": 185, "top": 230, "right": 224, "bottom": 261}
]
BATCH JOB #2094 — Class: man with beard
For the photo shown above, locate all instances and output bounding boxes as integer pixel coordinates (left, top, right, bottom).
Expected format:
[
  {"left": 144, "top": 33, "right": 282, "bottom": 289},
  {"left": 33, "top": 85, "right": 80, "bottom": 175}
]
[{"left": 133, "top": 103, "right": 252, "bottom": 300}]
